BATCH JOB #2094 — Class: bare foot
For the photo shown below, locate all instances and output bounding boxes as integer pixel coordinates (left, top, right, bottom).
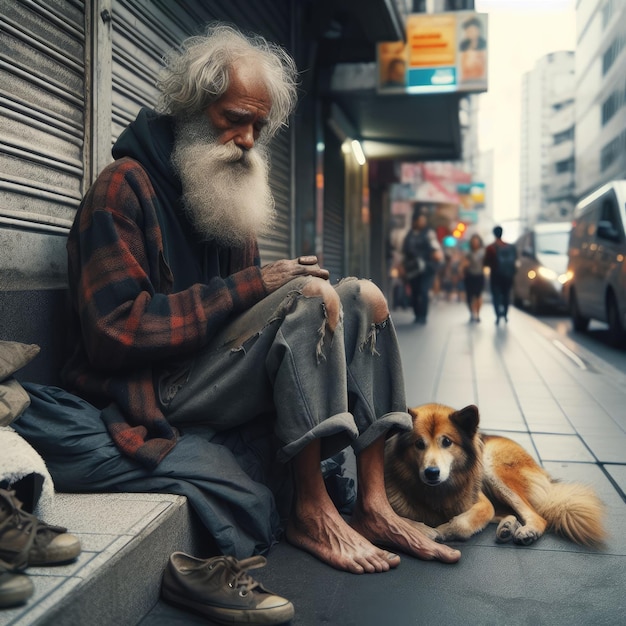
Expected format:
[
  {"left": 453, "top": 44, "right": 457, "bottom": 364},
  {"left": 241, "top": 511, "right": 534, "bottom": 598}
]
[
  {"left": 286, "top": 502, "right": 401, "bottom": 574},
  {"left": 351, "top": 502, "right": 462, "bottom": 564}
]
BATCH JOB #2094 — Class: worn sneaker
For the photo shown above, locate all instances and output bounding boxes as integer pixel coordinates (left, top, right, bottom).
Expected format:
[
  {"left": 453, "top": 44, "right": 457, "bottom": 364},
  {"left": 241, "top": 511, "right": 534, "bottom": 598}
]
[
  {"left": 161, "top": 552, "right": 294, "bottom": 625},
  {"left": 0, "top": 489, "right": 81, "bottom": 571},
  {"left": 0, "top": 571, "right": 34, "bottom": 608}
]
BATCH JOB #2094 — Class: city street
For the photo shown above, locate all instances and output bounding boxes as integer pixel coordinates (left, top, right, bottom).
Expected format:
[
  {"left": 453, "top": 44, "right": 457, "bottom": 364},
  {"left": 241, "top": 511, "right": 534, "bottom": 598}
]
[{"left": 532, "top": 311, "right": 626, "bottom": 376}]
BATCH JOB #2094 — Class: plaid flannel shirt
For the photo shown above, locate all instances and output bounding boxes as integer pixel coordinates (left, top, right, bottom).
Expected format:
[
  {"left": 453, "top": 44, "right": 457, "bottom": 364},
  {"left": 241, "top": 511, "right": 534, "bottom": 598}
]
[{"left": 63, "top": 157, "right": 267, "bottom": 467}]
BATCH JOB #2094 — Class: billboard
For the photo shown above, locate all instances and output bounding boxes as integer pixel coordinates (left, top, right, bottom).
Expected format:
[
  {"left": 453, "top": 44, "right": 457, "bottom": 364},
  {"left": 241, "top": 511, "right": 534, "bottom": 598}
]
[
  {"left": 378, "top": 11, "right": 488, "bottom": 95},
  {"left": 458, "top": 182, "right": 486, "bottom": 210},
  {"left": 399, "top": 162, "right": 473, "bottom": 205}
]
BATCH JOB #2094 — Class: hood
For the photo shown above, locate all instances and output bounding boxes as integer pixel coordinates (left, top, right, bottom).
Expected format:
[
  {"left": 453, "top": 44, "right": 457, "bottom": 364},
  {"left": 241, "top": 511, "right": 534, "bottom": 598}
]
[
  {"left": 112, "top": 108, "right": 180, "bottom": 195},
  {"left": 110, "top": 108, "right": 221, "bottom": 291}
]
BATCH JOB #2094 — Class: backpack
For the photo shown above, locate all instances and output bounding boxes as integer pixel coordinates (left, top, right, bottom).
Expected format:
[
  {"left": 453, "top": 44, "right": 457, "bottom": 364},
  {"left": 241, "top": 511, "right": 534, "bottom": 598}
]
[{"left": 495, "top": 243, "right": 517, "bottom": 278}]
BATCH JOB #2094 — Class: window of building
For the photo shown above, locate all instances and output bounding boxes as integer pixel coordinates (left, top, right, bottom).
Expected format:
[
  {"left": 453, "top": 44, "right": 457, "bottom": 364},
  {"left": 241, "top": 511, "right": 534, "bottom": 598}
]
[
  {"left": 601, "top": 86, "right": 626, "bottom": 125},
  {"left": 602, "top": 0, "right": 616, "bottom": 29},
  {"left": 554, "top": 127, "right": 574, "bottom": 144},
  {"left": 600, "top": 130, "right": 626, "bottom": 172},
  {"left": 555, "top": 158, "right": 574, "bottom": 174},
  {"left": 553, "top": 99, "right": 573, "bottom": 112},
  {"left": 603, "top": 34, "right": 625, "bottom": 75}
]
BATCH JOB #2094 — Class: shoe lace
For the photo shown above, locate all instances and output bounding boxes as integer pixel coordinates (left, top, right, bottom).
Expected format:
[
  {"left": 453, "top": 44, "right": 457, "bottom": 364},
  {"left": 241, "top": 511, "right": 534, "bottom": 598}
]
[
  {"left": 224, "top": 555, "right": 267, "bottom": 596},
  {"left": 0, "top": 489, "right": 65, "bottom": 572},
  {"left": 0, "top": 490, "right": 36, "bottom": 571}
]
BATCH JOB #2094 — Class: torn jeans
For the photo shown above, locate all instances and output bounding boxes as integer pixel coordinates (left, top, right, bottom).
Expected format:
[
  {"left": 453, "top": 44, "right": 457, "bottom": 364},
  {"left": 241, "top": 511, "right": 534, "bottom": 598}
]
[{"left": 157, "top": 277, "right": 411, "bottom": 462}]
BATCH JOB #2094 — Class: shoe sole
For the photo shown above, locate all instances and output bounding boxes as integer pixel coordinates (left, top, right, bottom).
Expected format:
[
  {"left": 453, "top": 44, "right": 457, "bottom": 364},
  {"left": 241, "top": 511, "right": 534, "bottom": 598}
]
[{"left": 162, "top": 587, "right": 294, "bottom": 625}]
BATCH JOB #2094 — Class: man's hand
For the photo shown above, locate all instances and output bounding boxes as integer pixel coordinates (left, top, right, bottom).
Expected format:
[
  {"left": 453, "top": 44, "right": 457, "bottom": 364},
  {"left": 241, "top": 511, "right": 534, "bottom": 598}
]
[
  {"left": 261, "top": 256, "right": 330, "bottom": 293},
  {"left": 432, "top": 249, "right": 444, "bottom": 263}
]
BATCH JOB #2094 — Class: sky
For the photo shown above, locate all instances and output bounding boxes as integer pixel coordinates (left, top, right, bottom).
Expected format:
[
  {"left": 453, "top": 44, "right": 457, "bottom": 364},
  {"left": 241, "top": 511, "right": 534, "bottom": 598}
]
[{"left": 474, "top": 0, "right": 577, "bottom": 223}]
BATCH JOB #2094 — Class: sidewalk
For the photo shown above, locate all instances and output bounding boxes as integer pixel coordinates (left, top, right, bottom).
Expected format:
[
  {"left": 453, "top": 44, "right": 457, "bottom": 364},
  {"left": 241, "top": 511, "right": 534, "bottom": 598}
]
[{"left": 242, "top": 298, "right": 626, "bottom": 626}]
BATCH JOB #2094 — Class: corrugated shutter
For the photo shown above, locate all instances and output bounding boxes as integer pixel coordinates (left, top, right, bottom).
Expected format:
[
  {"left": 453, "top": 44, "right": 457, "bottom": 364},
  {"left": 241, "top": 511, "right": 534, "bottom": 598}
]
[
  {"left": 0, "top": 0, "right": 85, "bottom": 229},
  {"left": 323, "top": 130, "right": 346, "bottom": 282},
  {"left": 110, "top": 0, "right": 293, "bottom": 262},
  {"left": 258, "top": 130, "right": 292, "bottom": 263},
  {"left": 110, "top": 0, "right": 180, "bottom": 141}
]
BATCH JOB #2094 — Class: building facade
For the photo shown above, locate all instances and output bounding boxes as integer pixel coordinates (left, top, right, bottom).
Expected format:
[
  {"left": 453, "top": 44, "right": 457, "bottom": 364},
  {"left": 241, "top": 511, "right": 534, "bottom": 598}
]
[
  {"left": 519, "top": 50, "right": 576, "bottom": 227},
  {"left": 575, "top": 0, "right": 626, "bottom": 199}
]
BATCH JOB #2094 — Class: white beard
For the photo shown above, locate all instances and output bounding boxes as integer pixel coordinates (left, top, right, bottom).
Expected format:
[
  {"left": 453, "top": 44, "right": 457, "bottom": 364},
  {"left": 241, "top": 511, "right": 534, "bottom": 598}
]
[{"left": 171, "top": 116, "right": 276, "bottom": 247}]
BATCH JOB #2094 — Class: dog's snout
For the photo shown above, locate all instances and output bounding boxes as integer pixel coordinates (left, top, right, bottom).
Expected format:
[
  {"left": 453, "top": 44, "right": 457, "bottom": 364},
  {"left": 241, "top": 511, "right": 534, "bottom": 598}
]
[{"left": 425, "top": 466, "right": 440, "bottom": 481}]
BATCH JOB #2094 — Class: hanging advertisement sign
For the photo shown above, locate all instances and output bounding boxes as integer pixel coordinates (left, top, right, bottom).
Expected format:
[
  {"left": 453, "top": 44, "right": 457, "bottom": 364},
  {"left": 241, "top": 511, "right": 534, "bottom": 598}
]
[
  {"left": 378, "top": 11, "right": 488, "bottom": 95},
  {"left": 458, "top": 182, "right": 486, "bottom": 209}
]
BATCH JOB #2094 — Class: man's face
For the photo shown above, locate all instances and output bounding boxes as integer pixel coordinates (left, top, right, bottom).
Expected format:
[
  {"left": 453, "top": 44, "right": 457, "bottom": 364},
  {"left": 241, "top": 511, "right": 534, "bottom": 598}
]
[
  {"left": 171, "top": 61, "right": 276, "bottom": 247},
  {"left": 465, "top": 25, "right": 480, "bottom": 45},
  {"left": 204, "top": 60, "right": 272, "bottom": 151},
  {"left": 414, "top": 215, "right": 427, "bottom": 230}
]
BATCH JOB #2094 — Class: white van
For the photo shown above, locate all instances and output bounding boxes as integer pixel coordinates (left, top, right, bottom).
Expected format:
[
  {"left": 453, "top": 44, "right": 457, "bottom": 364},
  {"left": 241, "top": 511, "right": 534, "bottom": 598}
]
[
  {"left": 567, "top": 180, "right": 626, "bottom": 344},
  {"left": 513, "top": 221, "right": 572, "bottom": 313}
]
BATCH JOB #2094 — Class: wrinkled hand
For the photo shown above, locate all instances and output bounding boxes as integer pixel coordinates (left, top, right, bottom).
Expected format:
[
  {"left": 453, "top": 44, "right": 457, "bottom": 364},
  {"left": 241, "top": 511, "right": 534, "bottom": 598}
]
[{"left": 261, "top": 256, "right": 330, "bottom": 294}]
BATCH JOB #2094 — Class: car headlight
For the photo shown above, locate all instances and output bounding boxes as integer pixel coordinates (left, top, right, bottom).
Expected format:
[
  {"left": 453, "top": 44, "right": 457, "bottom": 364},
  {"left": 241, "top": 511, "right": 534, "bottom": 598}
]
[
  {"left": 558, "top": 270, "right": 573, "bottom": 285},
  {"left": 537, "top": 266, "right": 558, "bottom": 281}
]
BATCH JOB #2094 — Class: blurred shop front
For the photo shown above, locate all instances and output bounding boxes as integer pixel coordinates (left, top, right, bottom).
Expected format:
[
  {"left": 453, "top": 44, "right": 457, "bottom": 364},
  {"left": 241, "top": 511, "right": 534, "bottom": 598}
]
[{"left": 317, "top": 1, "right": 486, "bottom": 295}]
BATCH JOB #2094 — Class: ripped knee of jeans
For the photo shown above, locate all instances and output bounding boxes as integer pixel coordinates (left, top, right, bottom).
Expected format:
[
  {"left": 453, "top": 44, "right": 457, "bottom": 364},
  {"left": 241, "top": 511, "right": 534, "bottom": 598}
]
[
  {"left": 301, "top": 278, "right": 342, "bottom": 331},
  {"left": 342, "top": 279, "right": 390, "bottom": 355},
  {"left": 355, "top": 279, "right": 390, "bottom": 324},
  {"left": 301, "top": 278, "right": 342, "bottom": 363}
]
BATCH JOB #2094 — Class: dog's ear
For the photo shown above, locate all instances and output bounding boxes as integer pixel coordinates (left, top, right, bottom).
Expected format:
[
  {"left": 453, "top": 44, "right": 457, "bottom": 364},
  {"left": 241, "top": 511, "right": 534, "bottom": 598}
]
[{"left": 450, "top": 404, "right": 480, "bottom": 436}]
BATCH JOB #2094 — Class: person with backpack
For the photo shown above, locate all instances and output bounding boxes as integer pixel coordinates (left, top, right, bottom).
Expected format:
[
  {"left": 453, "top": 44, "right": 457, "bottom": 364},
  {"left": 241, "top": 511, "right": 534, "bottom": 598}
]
[
  {"left": 402, "top": 211, "right": 444, "bottom": 323},
  {"left": 484, "top": 225, "right": 517, "bottom": 325}
]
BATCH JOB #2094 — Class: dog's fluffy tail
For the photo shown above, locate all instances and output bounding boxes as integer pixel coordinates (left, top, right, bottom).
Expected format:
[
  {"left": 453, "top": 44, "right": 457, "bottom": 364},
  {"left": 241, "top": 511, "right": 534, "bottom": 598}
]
[{"left": 530, "top": 476, "right": 607, "bottom": 547}]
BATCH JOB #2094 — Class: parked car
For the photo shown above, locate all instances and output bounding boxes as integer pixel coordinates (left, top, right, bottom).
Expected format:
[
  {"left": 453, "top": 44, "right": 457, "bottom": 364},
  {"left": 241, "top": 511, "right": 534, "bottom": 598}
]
[
  {"left": 513, "top": 221, "right": 572, "bottom": 313},
  {"left": 566, "top": 180, "right": 626, "bottom": 344}
]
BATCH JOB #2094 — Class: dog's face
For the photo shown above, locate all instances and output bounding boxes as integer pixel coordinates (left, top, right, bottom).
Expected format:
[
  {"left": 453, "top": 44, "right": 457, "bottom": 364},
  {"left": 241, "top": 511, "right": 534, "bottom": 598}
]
[{"left": 396, "top": 403, "right": 480, "bottom": 488}]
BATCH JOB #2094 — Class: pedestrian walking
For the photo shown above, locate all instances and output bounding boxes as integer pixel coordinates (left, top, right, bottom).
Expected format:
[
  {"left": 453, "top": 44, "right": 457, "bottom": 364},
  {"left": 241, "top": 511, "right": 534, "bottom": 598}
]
[
  {"left": 484, "top": 225, "right": 517, "bottom": 324},
  {"left": 402, "top": 212, "right": 444, "bottom": 323},
  {"left": 441, "top": 248, "right": 464, "bottom": 302},
  {"left": 462, "top": 233, "right": 485, "bottom": 322}
]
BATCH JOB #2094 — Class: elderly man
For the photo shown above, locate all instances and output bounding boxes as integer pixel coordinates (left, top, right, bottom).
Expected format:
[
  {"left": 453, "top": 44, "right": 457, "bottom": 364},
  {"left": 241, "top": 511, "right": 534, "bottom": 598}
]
[{"left": 57, "top": 22, "right": 459, "bottom": 596}]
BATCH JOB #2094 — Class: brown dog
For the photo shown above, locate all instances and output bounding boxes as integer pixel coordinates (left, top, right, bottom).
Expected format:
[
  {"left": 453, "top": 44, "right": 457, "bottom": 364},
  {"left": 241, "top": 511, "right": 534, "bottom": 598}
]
[{"left": 384, "top": 403, "right": 606, "bottom": 547}]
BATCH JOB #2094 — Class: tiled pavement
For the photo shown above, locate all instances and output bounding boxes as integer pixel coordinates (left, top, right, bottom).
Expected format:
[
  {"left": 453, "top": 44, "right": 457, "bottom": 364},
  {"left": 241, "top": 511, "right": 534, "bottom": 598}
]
[{"left": 3, "top": 298, "right": 626, "bottom": 625}]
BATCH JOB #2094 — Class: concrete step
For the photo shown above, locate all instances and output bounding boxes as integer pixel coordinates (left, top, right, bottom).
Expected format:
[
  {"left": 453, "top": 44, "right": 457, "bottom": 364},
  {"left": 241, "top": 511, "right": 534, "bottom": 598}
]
[{"left": 0, "top": 492, "right": 205, "bottom": 626}]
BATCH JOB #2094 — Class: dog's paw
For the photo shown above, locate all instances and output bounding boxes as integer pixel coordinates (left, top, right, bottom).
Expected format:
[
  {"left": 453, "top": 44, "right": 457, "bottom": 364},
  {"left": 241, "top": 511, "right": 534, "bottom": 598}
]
[
  {"left": 496, "top": 516, "right": 520, "bottom": 543},
  {"left": 513, "top": 525, "right": 541, "bottom": 546},
  {"left": 435, "top": 521, "right": 469, "bottom": 542}
]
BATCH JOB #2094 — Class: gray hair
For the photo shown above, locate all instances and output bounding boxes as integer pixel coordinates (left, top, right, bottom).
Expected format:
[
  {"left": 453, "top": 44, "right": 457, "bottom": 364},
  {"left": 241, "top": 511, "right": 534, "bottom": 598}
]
[{"left": 156, "top": 23, "right": 298, "bottom": 138}]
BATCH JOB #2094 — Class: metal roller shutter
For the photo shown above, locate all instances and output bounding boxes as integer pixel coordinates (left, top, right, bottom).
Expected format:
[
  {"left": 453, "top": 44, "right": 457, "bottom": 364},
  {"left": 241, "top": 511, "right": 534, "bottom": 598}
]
[
  {"left": 323, "top": 130, "right": 346, "bottom": 282},
  {"left": 110, "top": 0, "right": 294, "bottom": 262},
  {"left": 0, "top": 0, "right": 85, "bottom": 229}
]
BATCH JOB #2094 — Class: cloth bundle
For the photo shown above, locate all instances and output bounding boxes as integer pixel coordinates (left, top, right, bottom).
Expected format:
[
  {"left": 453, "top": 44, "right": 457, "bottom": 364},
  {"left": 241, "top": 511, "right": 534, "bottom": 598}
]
[
  {"left": 0, "top": 340, "right": 40, "bottom": 426},
  {"left": 0, "top": 340, "right": 55, "bottom": 517},
  {"left": 0, "top": 426, "right": 55, "bottom": 519}
]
